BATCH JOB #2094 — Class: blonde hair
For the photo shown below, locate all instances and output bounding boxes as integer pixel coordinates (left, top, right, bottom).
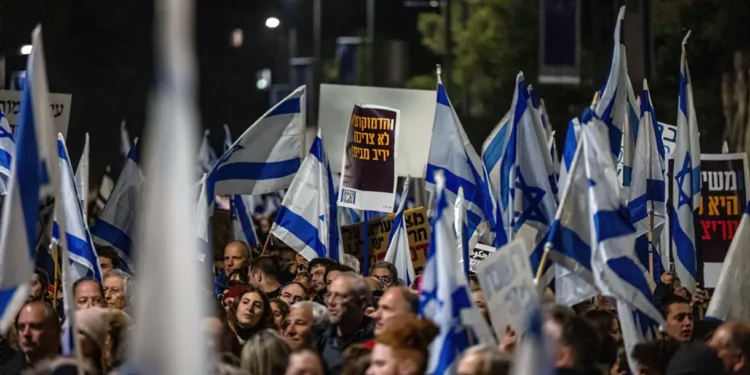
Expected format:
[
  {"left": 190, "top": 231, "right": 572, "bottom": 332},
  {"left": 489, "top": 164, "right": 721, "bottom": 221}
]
[{"left": 240, "top": 329, "right": 291, "bottom": 375}]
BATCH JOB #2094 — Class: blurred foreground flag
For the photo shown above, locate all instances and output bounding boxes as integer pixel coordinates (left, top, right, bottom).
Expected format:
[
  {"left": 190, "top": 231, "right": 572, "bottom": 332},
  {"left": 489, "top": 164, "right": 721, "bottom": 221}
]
[
  {"left": 230, "top": 195, "right": 259, "bottom": 247},
  {"left": 384, "top": 176, "right": 415, "bottom": 286},
  {"left": 96, "top": 166, "right": 114, "bottom": 210},
  {"left": 509, "top": 305, "right": 554, "bottom": 375},
  {"left": 707, "top": 203, "right": 750, "bottom": 321},
  {"left": 91, "top": 141, "right": 143, "bottom": 274},
  {"left": 0, "top": 114, "right": 15, "bottom": 195},
  {"left": 197, "top": 129, "right": 217, "bottom": 175},
  {"left": 271, "top": 128, "right": 340, "bottom": 262},
  {"left": 207, "top": 86, "right": 306, "bottom": 201},
  {"left": 0, "top": 26, "right": 59, "bottom": 332},
  {"left": 120, "top": 120, "right": 131, "bottom": 158},
  {"left": 671, "top": 31, "right": 701, "bottom": 296},
  {"left": 74, "top": 133, "right": 89, "bottom": 220},
  {"left": 223, "top": 124, "right": 232, "bottom": 152}
]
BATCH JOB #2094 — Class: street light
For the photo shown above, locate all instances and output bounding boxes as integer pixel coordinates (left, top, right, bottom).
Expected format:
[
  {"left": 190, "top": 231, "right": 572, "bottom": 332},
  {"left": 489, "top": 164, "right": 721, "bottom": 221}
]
[
  {"left": 20, "top": 45, "right": 32, "bottom": 55},
  {"left": 265, "top": 17, "right": 280, "bottom": 29}
]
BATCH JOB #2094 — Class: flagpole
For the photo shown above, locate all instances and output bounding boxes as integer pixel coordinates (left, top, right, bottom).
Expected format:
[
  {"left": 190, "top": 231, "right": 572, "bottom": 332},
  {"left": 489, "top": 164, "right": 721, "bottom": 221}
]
[
  {"left": 52, "top": 245, "right": 59, "bottom": 309},
  {"left": 647, "top": 209, "right": 656, "bottom": 290},
  {"left": 261, "top": 232, "right": 273, "bottom": 255},
  {"left": 363, "top": 211, "right": 370, "bottom": 276}
]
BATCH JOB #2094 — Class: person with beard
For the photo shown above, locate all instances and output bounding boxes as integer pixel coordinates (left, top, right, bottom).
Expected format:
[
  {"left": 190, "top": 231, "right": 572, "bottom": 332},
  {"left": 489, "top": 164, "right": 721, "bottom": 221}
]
[{"left": 309, "top": 258, "right": 337, "bottom": 305}]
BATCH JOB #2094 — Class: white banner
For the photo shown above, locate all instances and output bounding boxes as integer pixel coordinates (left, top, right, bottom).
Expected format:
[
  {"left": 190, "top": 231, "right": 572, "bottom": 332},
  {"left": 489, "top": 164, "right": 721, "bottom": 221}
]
[{"left": 0, "top": 89, "right": 72, "bottom": 138}]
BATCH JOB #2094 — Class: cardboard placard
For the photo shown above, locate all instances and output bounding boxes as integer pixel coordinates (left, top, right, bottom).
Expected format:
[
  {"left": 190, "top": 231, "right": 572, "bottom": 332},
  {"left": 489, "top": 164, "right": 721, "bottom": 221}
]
[{"left": 0, "top": 90, "right": 72, "bottom": 137}]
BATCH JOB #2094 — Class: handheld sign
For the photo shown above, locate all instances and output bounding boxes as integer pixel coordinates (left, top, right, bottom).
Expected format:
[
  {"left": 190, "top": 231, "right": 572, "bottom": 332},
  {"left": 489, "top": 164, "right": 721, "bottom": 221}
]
[
  {"left": 338, "top": 104, "right": 400, "bottom": 212},
  {"left": 476, "top": 237, "right": 539, "bottom": 340}
]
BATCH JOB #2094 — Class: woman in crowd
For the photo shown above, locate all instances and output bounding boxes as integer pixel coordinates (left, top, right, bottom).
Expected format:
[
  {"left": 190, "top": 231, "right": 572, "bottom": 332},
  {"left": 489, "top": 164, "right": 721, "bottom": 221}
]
[
  {"left": 270, "top": 298, "right": 290, "bottom": 331},
  {"left": 240, "top": 329, "right": 291, "bottom": 375},
  {"left": 230, "top": 285, "right": 276, "bottom": 344},
  {"left": 366, "top": 315, "right": 438, "bottom": 375}
]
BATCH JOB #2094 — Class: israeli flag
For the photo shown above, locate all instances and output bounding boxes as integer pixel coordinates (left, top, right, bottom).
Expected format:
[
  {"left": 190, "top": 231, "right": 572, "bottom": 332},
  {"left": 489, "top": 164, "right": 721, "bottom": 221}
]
[
  {"left": 384, "top": 176, "right": 416, "bottom": 286},
  {"left": 527, "top": 85, "right": 558, "bottom": 198},
  {"left": 207, "top": 86, "right": 306, "bottom": 202},
  {"left": 120, "top": 120, "right": 131, "bottom": 158},
  {"left": 230, "top": 195, "right": 259, "bottom": 247},
  {"left": 53, "top": 135, "right": 103, "bottom": 282},
  {"left": 96, "top": 165, "right": 114, "bottom": 210},
  {"left": 0, "top": 115, "right": 15, "bottom": 195},
  {"left": 594, "top": 6, "right": 639, "bottom": 187},
  {"left": 270, "top": 128, "right": 340, "bottom": 262},
  {"left": 223, "top": 124, "right": 232, "bottom": 152},
  {"left": 0, "top": 26, "right": 60, "bottom": 332},
  {"left": 583, "top": 113, "right": 664, "bottom": 371},
  {"left": 74, "top": 133, "right": 89, "bottom": 220},
  {"left": 509, "top": 304, "right": 554, "bottom": 375},
  {"left": 628, "top": 80, "right": 666, "bottom": 280},
  {"left": 426, "top": 70, "right": 493, "bottom": 244},
  {"left": 197, "top": 129, "right": 217, "bottom": 175},
  {"left": 420, "top": 171, "right": 474, "bottom": 374},
  {"left": 557, "top": 118, "right": 581, "bottom": 193},
  {"left": 91, "top": 141, "right": 144, "bottom": 274},
  {"left": 455, "top": 187, "right": 470, "bottom": 276},
  {"left": 672, "top": 31, "right": 702, "bottom": 296},
  {"left": 707, "top": 203, "right": 750, "bottom": 321}
]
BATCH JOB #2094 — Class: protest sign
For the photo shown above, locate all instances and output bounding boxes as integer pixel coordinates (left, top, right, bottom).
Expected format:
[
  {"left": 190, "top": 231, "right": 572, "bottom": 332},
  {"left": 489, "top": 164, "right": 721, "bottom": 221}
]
[
  {"left": 476, "top": 238, "right": 539, "bottom": 341},
  {"left": 0, "top": 89, "right": 72, "bottom": 137},
  {"left": 319, "top": 84, "right": 435, "bottom": 178},
  {"left": 666, "top": 153, "right": 750, "bottom": 288},
  {"left": 470, "top": 243, "right": 495, "bottom": 272},
  {"left": 338, "top": 104, "right": 400, "bottom": 212},
  {"left": 341, "top": 207, "right": 430, "bottom": 272}
]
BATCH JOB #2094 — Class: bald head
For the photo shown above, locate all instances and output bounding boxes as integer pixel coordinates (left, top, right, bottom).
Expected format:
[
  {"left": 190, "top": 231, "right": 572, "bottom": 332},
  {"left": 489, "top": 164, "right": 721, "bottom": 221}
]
[
  {"left": 16, "top": 302, "right": 60, "bottom": 364},
  {"left": 224, "top": 241, "right": 250, "bottom": 276},
  {"left": 709, "top": 322, "right": 750, "bottom": 375}
]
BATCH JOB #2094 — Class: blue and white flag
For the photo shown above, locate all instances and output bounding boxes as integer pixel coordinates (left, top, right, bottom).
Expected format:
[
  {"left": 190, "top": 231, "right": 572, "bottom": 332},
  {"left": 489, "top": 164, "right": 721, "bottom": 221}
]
[
  {"left": 223, "top": 124, "right": 232, "bottom": 152},
  {"left": 0, "top": 26, "right": 59, "bottom": 332},
  {"left": 672, "top": 31, "right": 702, "bottom": 295},
  {"left": 455, "top": 187, "right": 470, "bottom": 276},
  {"left": 557, "top": 118, "right": 581, "bottom": 193},
  {"left": 91, "top": 141, "right": 143, "bottom": 274},
  {"left": 75, "top": 133, "right": 89, "bottom": 220},
  {"left": 420, "top": 171, "right": 474, "bottom": 374},
  {"left": 230, "top": 195, "right": 259, "bottom": 247},
  {"left": 384, "top": 176, "right": 415, "bottom": 286},
  {"left": 509, "top": 303, "right": 554, "bottom": 375},
  {"left": 426, "top": 70, "right": 493, "bottom": 245},
  {"left": 582, "top": 112, "right": 664, "bottom": 371},
  {"left": 207, "top": 86, "right": 306, "bottom": 202},
  {"left": 594, "top": 6, "right": 639, "bottom": 187},
  {"left": 96, "top": 165, "right": 115, "bottom": 210},
  {"left": 197, "top": 129, "right": 217, "bottom": 176},
  {"left": 527, "top": 85, "right": 559, "bottom": 198},
  {"left": 53, "top": 135, "right": 103, "bottom": 282},
  {"left": 628, "top": 80, "right": 666, "bottom": 279},
  {"left": 707, "top": 203, "right": 750, "bottom": 321},
  {"left": 270, "top": 128, "right": 340, "bottom": 262},
  {"left": 120, "top": 120, "right": 131, "bottom": 158},
  {"left": 0, "top": 114, "right": 15, "bottom": 195}
]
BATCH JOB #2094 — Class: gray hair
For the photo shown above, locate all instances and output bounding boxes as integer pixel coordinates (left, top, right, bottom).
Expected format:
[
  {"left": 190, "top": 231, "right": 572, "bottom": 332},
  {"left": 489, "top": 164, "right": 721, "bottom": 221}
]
[
  {"left": 372, "top": 261, "right": 399, "bottom": 284},
  {"left": 290, "top": 301, "right": 329, "bottom": 328},
  {"left": 104, "top": 269, "right": 136, "bottom": 308},
  {"left": 240, "top": 329, "right": 291, "bottom": 375},
  {"left": 459, "top": 345, "right": 513, "bottom": 375},
  {"left": 337, "top": 271, "right": 372, "bottom": 307}
]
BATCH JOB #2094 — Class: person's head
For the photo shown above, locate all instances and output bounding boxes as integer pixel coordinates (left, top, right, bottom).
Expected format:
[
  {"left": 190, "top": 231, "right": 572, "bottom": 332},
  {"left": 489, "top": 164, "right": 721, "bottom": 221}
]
[
  {"left": 371, "top": 261, "right": 398, "bottom": 289},
  {"left": 372, "top": 287, "right": 418, "bottom": 335},
  {"left": 660, "top": 294, "right": 694, "bottom": 342},
  {"left": 367, "top": 316, "right": 438, "bottom": 375},
  {"left": 365, "top": 277, "right": 383, "bottom": 292},
  {"left": 544, "top": 307, "right": 601, "bottom": 369},
  {"left": 223, "top": 241, "right": 251, "bottom": 276},
  {"left": 96, "top": 246, "right": 120, "bottom": 275},
  {"left": 325, "top": 266, "right": 344, "bottom": 289},
  {"left": 258, "top": 217, "right": 271, "bottom": 234},
  {"left": 341, "top": 344, "right": 371, "bottom": 375},
  {"left": 233, "top": 285, "right": 275, "bottom": 331},
  {"left": 30, "top": 268, "right": 50, "bottom": 301},
  {"left": 75, "top": 307, "right": 111, "bottom": 372},
  {"left": 240, "top": 329, "right": 291, "bottom": 375},
  {"left": 16, "top": 301, "right": 60, "bottom": 363},
  {"left": 583, "top": 309, "right": 621, "bottom": 344},
  {"left": 294, "top": 272, "right": 310, "bottom": 288},
  {"left": 632, "top": 339, "right": 681, "bottom": 375},
  {"left": 471, "top": 290, "right": 489, "bottom": 327},
  {"left": 468, "top": 274, "right": 481, "bottom": 292},
  {"left": 73, "top": 277, "right": 105, "bottom": 310},
  {"left": 309, "top": 258, "right": 336, "bottom": 293},
  {"left": 223, "top": 286, "right": 250, "bottom": 314},
  {"left": 326, "top": 272, "right": 372, "bottom": 326},
  {"left": 281, "top": 282, "right": 308, "bottom": 306},
  {"left": 708, "top": 322, "right": 750, "bottom": 375},
  {"left": 103, "top": 269, "right": 135, "bottom": 311},
  {"left": 270, "top": 298, "right": 290, "bottom": 331},
  {"left": 295, "top": 253, "right": 310, "bottom": 274},
  {"left": 228, "top": 267, "right": 250, "bottom": 284},
  {"left": 284, "top": 301, "right": 329, "bottom": 350},
  {"left": 456, "top": 345, "right": 512, "bottom": 375},
  {"left": 278, "top": 248, "right": 297, "bottom": 271},
  {"left": 249, "top": 256, "right": 281, "bottom": 288},
  {"left": 666, "top": 341, "right": 727, "bottom": 375},
  {"left": 285, "top": 350, "right": 325, "bottom": 375}
]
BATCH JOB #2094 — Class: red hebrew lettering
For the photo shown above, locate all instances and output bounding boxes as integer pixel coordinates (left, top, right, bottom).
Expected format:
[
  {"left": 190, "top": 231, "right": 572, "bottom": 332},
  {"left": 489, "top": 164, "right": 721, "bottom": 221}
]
[{"left": 701, "top": 220, "right": 712, "bottom": 240}]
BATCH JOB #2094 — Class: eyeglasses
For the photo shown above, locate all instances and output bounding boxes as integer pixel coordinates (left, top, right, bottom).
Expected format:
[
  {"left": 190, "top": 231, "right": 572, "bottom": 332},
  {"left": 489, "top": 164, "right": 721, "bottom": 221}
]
[{"left": 378, "top": 276, "right": 391, "bottom": 285}]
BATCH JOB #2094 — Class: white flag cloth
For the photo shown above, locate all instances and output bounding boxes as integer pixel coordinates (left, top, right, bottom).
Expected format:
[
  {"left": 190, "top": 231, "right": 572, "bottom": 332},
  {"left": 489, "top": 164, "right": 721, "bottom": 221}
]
[
  {"left": 120, "top": 120, "right": 131, "bottom": 158},
  {"left": 75, "top": 133, "right": 89, "bottom": 220},
  {"left": 207, "top": 86, "right": 306, "bottom": 202},
  {"left": 707, "top": 203, "right": 750, "bottom": 321},
  {"left": 671, "top": 31, "right": 702, "bottom": 295},
  {"left": 197, "top": 129, "right": 217, "bottom": 175},
  {"left": 96, "top": 165, "right": 114, "bottom": 210},
  {"left": 0, "top": 115, "right": 15, "bottom": 195},
  {"left": 223, "top": 124, "right": 232, "bottom": 152},
  {"left": 91, "top": 141, "right": 144, "bottom": 274},
  {"left": 271, "top": 128, "right": 341, "bottom": 262},
  {"left": 384, "top": 176, "right": 416, "bottom": 286},
  {"left": 481, "top": 111, "right": 510, "bottom": 244},
  {"left": 230, "top": 195, "right": 259, "bottom": 247},
  {"left": 0, "top": 26, "right": 60, "bottom": 332},
  {"left": 426, "top": 71, "right": 494, "bottom": 244},
  {"left": 509, "top": 304, "right": 555, "bottom": 375},
  {"left": 420, "top": 172, "right": 475, "bottom": 374},
  {"left": 53, "top": 134, "right": 103, "bottom": 282},
  {"left": 582, "top": 111, "right": 664, "bottom": 371},
  {"left": 557, "top": 118, "right": 581, "bottom": 193},
  {"left": 628, "top": 80, "right": 667, "bottom": 278}
]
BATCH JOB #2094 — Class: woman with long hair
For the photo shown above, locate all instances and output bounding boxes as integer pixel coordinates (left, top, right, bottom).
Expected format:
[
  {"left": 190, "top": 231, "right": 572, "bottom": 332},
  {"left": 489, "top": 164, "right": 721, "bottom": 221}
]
[
  {"left": 240, "top": 329, "right": 292, "bottom": 375},
  {"left": 230, "top": 285, "right": 277, "bottom": 344},
  {"left": 270, "top": 298, "right": 290, "bottom": 331}
]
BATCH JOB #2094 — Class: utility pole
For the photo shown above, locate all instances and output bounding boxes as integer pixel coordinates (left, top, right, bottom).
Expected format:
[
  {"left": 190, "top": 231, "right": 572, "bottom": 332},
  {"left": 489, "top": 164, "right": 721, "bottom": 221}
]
[
  {"left": 367, "top": 0, "right": 376, "bottom": 85},
  {"left": 312, "top": 0, "right": 321, "bottom": 127},
  {"left": 443, "top": 0, "right": 452, "bottom": 90}
]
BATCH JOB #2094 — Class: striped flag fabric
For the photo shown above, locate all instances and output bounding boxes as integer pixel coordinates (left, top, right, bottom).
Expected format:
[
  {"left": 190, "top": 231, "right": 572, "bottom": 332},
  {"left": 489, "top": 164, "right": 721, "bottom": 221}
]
[
  {"left": 509, "top": 303, "right": 554, "bottom": 375},
  {"left": 96, "top": 165, "right": 115, "bottom": 210},
  {"left": 0, "top": 114, "right": 15, "bottom": 195},
  {"left": 384, "top": 176, "right": 416, "bottom": 286},
  {"left": 197, "top": 129, "right": 217, "bottom": 175},
  {"left": 671, "top": 30, "right": 702, "bottom": 296},
  {"left": 270, "top": 128, "right": 341, "bottom": 262},
  {"left": 74, "top": 133, "right": 90, "bottom": 220},
  {"left": 481, "top": 111, "right": 510, "bottom": 247},
  {"left": 91, "top": 141, "right": 144, "bottom": 274},
  {"left": 0, "top": 26, "right": 60, "bottom": 332},
  {"left": 206, "top": 86, "right": 306, "bottom": 202},
  {"left": 230, "top": 195, "right": 259, "bottom": 247}
]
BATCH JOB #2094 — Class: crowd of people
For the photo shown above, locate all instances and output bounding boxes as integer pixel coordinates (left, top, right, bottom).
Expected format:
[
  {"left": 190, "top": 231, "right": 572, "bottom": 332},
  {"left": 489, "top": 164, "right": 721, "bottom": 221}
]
[{"left": 1, "top": 234, "right": 748, "bottom": 375}]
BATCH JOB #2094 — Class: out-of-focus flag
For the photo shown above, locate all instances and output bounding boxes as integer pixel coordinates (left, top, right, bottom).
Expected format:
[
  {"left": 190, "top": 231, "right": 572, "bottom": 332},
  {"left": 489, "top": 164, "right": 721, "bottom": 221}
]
[
  {"left": 271, "top": 128, "right": 341, "bottom": 262},
  {"left": 75, "top": 133, "right": 89, "bottom": 220},
  {"left": 707, "top": 203, "right": 750, "bottom": 321},
  {"left": 120, "top": 120, "right": 131, "bottom": 158},
  {"left": 230, "top": 195, "right": 259, "bottom": 247},
  {"left": 0, "top": 114, "right": 15, "bottom": 195},
  {"left": 197, "top": 129, "right": 217, "bottom": 175},
  {"left": 455, "top": 187, "right": 470, "bottom": 276},
  {"left": 96, "top": 165, "right": 115, "bottom": 210},
  {"left": 671, "top": 31, "right": 702, "bottom": 296},
  {"left": 223, "top": 124, "right": 232, "bottom": 152},
  {"left": 206, "top": 86, "right": 306, "bottom": 203},
  {"left": 509, "top": 304, "right": 554, "bottom": 375},
  {"left": 384, "top": 176, "right": 415, "bottom": 286},
  {"left": 91, "top": 141, "right": 143, "bottom": 274},
  {"left": 0, "top": 26, "right": 60, "bottom": 332}
]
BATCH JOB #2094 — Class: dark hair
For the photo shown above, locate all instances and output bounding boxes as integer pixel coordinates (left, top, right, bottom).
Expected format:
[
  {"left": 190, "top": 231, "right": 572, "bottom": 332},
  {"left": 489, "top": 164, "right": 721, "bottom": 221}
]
[
  {"left": 228, "top": 267, "right": 250, "bottom": 284},
  {"left": 73, "top": 277, "right": 104, "bottom": 299},
  {"left": 281, "top": 282, "right": 309, "bottom": 299},
  {"left": 33, "top": 267, "right": 50, "bottom": 295},
  {"left": 371, "top": 261, "right": 399, "bottom": 282},
  {"left": 270, "top": 298, "right": 290, "bottom": 324},
  {"left": 309, "top": 258, "right": 337, "bottom": 272},
  {"left": 225, "top": 279, "right": 248, "bottom": 289},
  {"left": 659, "top": 293, "right": 692, "bottom": 319},
  {"left": 232, "top": 284, "right": 276, "bottom": 332},
  {"left": 582, "top": 310, "right": 618, "bottom": 365},
  {"left": 249, "top": 256, "right": 281, "bottom": 280},
  {"left": 558, "top": 314, "right": 601, "bottom": 368},
  {"left": 95, "top": 246, "right": 121, "bottom": 269},
  {"left": 631, "top": 339, "right": 681, "bottom": 374}
]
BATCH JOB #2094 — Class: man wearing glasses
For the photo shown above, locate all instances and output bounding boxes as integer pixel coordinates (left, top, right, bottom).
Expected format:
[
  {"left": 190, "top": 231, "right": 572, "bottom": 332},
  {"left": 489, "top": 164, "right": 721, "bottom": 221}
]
[{"left": 371, "top": 261, "right": 399, "bottom": 289}]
